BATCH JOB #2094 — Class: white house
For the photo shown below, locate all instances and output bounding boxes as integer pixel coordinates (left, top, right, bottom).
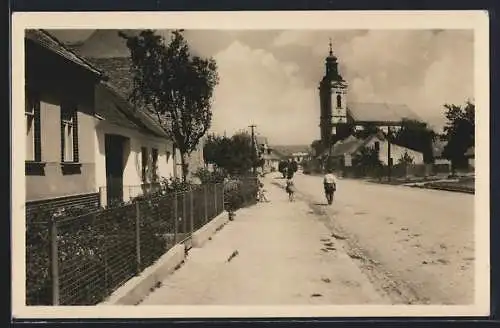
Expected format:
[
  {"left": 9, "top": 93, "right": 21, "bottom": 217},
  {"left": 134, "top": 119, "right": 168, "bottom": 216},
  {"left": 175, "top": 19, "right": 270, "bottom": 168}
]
[
  {"left": 94, "top": 82, "right": 175, "bottom": 206},
  {"left": 332, "top": 134, "right": 424, "bottom": 166}
]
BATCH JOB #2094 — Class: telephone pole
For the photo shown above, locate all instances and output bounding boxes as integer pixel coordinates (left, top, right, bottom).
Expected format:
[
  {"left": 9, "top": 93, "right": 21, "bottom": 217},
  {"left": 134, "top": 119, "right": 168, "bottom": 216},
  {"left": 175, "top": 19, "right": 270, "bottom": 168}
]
[{"left": 249, "top": 124, "right": 257, "bottom": 175}]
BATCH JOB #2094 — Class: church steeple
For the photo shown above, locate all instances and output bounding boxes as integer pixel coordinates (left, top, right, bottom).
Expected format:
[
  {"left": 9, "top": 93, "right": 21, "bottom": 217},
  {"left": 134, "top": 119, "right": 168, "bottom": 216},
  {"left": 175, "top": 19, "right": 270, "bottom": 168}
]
[{"left": 325, "top": 38, "right": 342, "bottom": 81}]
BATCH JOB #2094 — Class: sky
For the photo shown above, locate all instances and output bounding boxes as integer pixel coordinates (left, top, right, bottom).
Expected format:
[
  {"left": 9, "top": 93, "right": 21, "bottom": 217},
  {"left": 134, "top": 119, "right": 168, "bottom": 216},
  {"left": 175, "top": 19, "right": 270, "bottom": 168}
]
[{"left": 50, "top": 29, "right": 474, "bottom": 145}]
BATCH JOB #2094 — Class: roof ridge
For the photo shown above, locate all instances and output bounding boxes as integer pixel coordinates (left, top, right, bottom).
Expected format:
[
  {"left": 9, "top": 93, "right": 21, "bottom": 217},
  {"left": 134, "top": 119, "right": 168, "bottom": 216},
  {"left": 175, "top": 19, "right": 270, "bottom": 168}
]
[{"left": 37, "top": 29, "right": 106, "bottom": 78}]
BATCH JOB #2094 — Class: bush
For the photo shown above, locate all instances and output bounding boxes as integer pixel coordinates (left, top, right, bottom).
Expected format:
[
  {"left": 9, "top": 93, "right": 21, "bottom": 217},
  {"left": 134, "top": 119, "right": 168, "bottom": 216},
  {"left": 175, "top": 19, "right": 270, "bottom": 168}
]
[
  {"left": 26, "top": 204, "right": 101, "bottom": 305},
  {"left": 194, "top": 167, "right": 227, "bottom": 184},
  {"left": 223, "top": 177, "right": 258, "bottom": 214}
]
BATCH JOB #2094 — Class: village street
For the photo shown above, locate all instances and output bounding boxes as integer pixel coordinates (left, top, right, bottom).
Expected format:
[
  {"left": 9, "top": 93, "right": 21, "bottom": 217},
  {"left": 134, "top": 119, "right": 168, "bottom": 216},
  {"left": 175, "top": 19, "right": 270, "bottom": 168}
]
[
  {"left": 140, "top": 172, "right": 474, "bottom": 306},
  {"left": 287, "top": 172, "right": 475, "bottom": 305}
]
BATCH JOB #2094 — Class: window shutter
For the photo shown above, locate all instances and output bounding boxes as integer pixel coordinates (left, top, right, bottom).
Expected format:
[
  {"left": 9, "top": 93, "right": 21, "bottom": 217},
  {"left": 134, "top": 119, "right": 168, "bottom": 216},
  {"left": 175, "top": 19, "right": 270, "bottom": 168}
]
[{"left": 72, "top": 109, "right": 79, "bottom": 162}]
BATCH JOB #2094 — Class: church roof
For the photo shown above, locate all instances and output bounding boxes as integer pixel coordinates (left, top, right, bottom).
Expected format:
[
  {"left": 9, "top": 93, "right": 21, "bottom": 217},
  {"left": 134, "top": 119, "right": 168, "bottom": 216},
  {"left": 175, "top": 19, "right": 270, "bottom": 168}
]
[{"left": 347, "top": 102, "right": 420, "bottom": 125}]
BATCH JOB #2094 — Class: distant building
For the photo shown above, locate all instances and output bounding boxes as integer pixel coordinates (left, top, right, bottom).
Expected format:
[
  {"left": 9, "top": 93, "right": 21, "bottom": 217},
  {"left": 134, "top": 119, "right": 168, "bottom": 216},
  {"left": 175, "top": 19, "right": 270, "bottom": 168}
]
[
  {"left": 271, "top": 145, "right": 311, "bottom": 162},
  {"left": 329, "top": 134, "right": 424, "bottom": 167},
  {"left": 318, "top": 40, "right": 420, "bottom": 146},
  {"left": 465, "top": 146, "right": 475, "bottom": 169},
  {"left": 432, "top": 139, "right": 452, "bottom": 173}
]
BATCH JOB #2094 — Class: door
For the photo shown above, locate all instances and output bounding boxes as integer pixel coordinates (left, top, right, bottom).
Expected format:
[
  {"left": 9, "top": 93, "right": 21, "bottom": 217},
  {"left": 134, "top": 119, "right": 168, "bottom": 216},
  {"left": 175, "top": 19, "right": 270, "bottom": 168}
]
[{"left": 105, "top": 134, "right": 126, "bottom": 206}]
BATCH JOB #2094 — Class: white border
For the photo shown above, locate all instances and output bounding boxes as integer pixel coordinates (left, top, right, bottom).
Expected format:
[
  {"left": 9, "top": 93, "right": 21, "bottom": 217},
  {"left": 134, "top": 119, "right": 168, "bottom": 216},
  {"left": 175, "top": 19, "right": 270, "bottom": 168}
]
[{"left": 11, "top": 10, "right": 490, "bottom": 319}]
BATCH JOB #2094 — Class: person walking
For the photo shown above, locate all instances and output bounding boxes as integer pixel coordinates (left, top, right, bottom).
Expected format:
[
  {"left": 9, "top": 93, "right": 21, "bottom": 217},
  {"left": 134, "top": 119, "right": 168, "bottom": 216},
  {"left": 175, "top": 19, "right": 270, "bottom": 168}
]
[
  {"left": 285, "top": 177, "right": 296, "bottom": 202},
  {"left": 323, "top": 168, "right": 337, "bottom": 205}
]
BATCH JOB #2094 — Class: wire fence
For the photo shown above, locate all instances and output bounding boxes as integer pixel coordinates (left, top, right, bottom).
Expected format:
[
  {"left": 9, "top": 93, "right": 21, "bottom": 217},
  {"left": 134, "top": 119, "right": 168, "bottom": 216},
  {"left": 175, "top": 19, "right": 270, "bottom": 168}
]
[{"left": 26, "top": 182, "right": 235, "bottom": 306}]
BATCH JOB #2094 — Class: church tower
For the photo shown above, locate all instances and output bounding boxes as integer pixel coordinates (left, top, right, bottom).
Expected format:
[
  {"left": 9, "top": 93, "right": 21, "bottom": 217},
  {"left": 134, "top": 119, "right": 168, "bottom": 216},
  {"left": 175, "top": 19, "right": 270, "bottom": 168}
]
[{"left": 318, "top": 39, "right": 348, "bottom": 146}]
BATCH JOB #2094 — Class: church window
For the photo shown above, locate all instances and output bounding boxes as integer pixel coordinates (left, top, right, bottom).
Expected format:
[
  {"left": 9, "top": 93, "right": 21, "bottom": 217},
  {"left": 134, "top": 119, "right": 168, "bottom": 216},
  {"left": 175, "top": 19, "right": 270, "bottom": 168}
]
[{"left": 336, "top": 94, "right": 342, "bottom": 109}]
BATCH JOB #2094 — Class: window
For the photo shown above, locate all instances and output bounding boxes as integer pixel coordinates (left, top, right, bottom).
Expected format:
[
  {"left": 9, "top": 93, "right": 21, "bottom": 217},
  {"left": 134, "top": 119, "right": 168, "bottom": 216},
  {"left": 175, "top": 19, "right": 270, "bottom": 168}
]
[
  {"left": 374, "top": 141, "right": 380, "bottom": 152},
  {"left": 141, "top": 147, "right": 148, "bottom": 183},
  {"left": 151, "top": 148, "right": 159, "bottom": 182},
  {"left": 336, "top": 94, "right": 342, "bottom": 109},
  {"left": 166, "top": 151, "right": 171, "bottom": 163},
  {"left": 60, "top": 103, "right": 79, "bottom": 163},
  {"left": 25, "top": 89, "right": 41, "bottom": 162}
]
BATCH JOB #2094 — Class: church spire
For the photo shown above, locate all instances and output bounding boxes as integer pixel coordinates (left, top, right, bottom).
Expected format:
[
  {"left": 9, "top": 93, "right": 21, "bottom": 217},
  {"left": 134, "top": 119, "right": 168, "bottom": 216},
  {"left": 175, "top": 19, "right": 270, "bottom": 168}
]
[{"left": 324, "top": 37, "right": 339, "bottom": 80}]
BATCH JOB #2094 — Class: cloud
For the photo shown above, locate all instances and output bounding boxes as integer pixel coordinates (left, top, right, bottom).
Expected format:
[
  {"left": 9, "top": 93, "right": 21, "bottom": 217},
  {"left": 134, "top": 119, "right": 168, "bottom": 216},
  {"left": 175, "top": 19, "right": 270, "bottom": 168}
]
[
  {"left": 210, "top": 41, "right": 320, "bottom": 145},
  {"left": 47, "top": 28, "right": 474, "bottom": 143},
  {"left": 270, "top": 29, "right": 474, "bottom": 131}
]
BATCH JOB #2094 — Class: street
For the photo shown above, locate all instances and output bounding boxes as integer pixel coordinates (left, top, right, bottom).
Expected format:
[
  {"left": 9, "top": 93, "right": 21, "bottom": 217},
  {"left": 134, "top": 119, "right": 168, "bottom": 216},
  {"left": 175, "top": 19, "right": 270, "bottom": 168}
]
[
  {"left": 288, "top": 172, "right": 475, "bottom": 305},
  {"left": 140, "top": 172, "right": 474, "bottom": 305}
]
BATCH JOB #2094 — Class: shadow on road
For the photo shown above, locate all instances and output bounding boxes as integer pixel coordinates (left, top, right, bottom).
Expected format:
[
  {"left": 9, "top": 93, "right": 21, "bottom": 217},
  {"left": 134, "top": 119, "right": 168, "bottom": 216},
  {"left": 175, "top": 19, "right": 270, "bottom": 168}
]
[{"left": 313, "top": 202, "right": 330, "bottom": 206}]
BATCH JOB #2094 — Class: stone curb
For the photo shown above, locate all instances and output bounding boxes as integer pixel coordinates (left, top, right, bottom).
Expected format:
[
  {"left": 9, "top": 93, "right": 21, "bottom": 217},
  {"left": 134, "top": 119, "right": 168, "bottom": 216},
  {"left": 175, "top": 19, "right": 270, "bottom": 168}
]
[
  {"left": 191, "top": 211, "right": 229, "bottom": 248},
  {"left": 101, "top": 211, "right": 229, "bottom": 305},
  {"left": 101, "top": 243, "right": 186, "bottom": 305},
  {"left": 410, "top": 184, "right": 475, "bottom": 194}
]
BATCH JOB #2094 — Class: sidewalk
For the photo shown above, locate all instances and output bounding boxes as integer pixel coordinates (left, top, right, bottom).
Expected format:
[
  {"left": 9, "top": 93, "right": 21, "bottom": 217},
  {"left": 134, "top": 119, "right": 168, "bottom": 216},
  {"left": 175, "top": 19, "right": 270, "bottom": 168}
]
[{"left": 139, "top": 179, "right": 388, "bottom": 305}]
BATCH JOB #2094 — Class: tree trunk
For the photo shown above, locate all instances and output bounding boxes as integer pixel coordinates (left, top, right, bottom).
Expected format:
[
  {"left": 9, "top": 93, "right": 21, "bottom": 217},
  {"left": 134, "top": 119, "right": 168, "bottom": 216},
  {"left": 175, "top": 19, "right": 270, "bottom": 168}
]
[{"left": 180, "top": 152, "right": 189, "bottom": 182}]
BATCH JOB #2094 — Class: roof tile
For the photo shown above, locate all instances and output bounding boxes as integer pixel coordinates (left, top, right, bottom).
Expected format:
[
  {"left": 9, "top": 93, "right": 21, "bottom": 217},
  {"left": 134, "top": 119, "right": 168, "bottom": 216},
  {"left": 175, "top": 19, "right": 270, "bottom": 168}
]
[{"left": 25, "top": 29, "right": 105, "bottom": 78}]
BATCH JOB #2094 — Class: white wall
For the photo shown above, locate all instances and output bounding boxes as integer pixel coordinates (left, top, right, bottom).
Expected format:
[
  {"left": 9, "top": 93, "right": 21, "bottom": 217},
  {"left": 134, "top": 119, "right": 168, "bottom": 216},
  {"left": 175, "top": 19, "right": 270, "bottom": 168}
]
[
  {"left": 95, "top": 121, "right": 175, "bottom": 204},
  {"left": 365, "top": 137, "right": 424, "bottom": 165}
]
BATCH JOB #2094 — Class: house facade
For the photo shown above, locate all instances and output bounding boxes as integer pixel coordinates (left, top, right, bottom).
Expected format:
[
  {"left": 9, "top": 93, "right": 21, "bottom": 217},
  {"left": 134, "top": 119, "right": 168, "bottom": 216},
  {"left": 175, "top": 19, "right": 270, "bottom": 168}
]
[
  {"left": 25, "top": 29, "right": 106, "bottom": 213},
  {"left": 65, "top": 30, "right": 206, "bottom": 181},
  {"left": 24, "top": 30, "right": 176, "bottom": 215},
  {"left": 94, "top": 83, "right": 175, "bottom": 206}
]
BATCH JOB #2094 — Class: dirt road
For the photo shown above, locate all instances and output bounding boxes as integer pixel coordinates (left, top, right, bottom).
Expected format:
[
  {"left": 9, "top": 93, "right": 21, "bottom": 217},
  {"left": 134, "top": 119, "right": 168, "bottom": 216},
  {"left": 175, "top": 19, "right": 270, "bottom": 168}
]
[
  {"left": 140, "top": 173, "right": 474, "bottom": 305},
  {"left": 286, "top": 172, "right": 475, "bottom": 305},
  {"left": 140, "top": 182, "right": 389, "bottom": 305}
]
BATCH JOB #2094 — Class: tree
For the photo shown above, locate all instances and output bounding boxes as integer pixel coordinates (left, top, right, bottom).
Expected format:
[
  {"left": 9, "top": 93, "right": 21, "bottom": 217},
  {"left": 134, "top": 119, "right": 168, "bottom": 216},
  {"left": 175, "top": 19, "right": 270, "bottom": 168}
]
[
  {"left": 120, "top": 30, "right": 220, "bottom": 181},
  {"left": 202, "top": 132, "right": 256, "bottom": 175},
  {"left": 393, "top": 119, "right": 436, "bottom": 164},
  {"left": 397, "top": 151, "right": 414, "bottom": 165},
  {"left": 310, "top": 140, "right": 323, "bottom": 157},
  {"left": 441, "top": 101, "right": 475, "bottom": 175},
  {"left": 352, "top": 146, "right": 383, "bottom": 177},
  {"left": 227, "top": 132, "right": 255, "bottom": 175}
]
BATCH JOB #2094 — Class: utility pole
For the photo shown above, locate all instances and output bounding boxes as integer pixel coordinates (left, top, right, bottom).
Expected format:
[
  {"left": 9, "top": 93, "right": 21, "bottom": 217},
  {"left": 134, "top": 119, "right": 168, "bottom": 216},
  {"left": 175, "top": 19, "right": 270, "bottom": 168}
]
[
  {"left": 249, "top": 124, "right": 257, "bottom": 175},
  {"left": 387, "top": 126, "right": 392, "bottom": 182}
]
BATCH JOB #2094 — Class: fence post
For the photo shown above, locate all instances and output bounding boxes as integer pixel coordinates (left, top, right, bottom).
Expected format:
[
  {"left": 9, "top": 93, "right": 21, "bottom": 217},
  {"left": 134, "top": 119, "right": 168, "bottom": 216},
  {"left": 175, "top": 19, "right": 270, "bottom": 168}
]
[
  {"left": 214, "top": 184, "right": 218, "bottom": 216},
  {"left": 182, "top": 193, "right": 187, "bottom": 233},
  {"left": 190, "top": 190, "right": 194, "bottom": 234},
  {"left": 173, "top": 193, "right": 178, "bottom": 244},
  {"left": 49, "top": 217, "right": 60, "bottom": 305},
  {"left": 135, "top": 202, "right": 141, "bottom": 274},
  {"left": 221, "top": 183, "right": 225, "bottom": 212},
  {"left": 204, "top": 185, "right": 208, "bottom": 223}
]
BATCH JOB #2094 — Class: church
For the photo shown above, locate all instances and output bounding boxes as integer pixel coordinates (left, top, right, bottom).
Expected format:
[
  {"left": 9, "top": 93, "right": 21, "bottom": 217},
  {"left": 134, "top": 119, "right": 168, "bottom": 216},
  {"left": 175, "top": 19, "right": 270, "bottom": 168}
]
[{"left": 318, "top": 40, "right": 420, "bottom": 147}]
